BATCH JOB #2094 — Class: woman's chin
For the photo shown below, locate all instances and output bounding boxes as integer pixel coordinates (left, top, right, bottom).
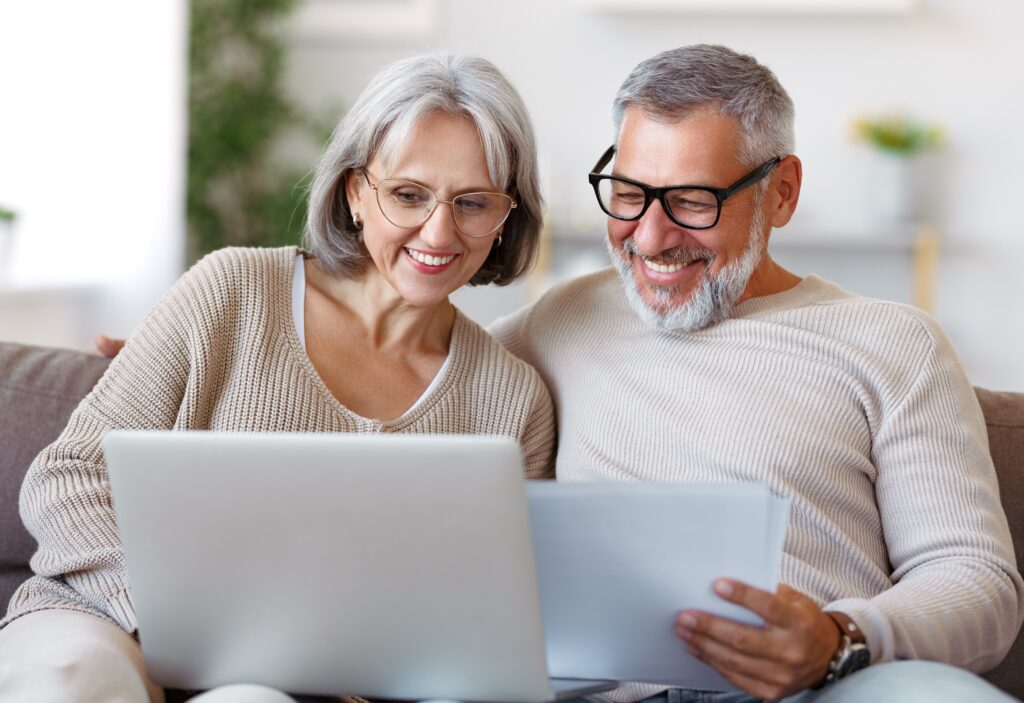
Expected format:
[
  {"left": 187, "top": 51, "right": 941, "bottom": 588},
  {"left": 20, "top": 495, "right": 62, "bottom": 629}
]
[{"left": 391, "top": 282, "right": 458, "bottom": 310}]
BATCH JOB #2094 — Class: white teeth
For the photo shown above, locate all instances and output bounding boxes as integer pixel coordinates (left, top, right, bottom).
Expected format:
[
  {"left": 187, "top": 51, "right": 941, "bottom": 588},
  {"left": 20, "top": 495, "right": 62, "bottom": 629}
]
[
  {"left": 644, "top": 259, "right": 687, "bottom": 274},
  {"left": 406, "top": 248, "right": 455, "bottom": 266}
]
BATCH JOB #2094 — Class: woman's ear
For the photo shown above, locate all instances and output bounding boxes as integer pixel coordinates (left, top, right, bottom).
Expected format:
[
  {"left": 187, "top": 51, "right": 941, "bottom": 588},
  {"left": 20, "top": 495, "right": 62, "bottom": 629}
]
[{"left": 344, "top": 169, "right": 364, "bottom": 219}]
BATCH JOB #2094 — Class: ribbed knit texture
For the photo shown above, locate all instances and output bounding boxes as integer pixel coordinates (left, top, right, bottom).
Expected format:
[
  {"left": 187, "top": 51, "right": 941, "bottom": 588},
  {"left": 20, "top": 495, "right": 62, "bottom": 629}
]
[
  {"left": 490, "top": 267, "right": 1023, "bottom": 698},
  {"left": 4, "top": 246, "right": 556, "bottom": 633}
]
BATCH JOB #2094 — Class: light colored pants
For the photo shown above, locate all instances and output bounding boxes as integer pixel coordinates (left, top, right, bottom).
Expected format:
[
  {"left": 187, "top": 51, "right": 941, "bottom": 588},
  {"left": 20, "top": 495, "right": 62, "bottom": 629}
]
[
  {"left": 0, "top": 609, "right": 299, "bottom": 703},
  {"left": 631, "top": 661, "right": 1021, "bottom": 703}
]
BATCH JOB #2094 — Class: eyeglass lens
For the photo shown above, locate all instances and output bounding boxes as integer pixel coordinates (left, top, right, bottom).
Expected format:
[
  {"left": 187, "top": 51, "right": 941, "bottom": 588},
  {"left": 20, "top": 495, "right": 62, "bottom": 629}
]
[
  {"left": 374, "top": 179, "right": 513, "bottom": 237},
  {"left": 596, "top": 179, "right": 719, "bottom": 229}
]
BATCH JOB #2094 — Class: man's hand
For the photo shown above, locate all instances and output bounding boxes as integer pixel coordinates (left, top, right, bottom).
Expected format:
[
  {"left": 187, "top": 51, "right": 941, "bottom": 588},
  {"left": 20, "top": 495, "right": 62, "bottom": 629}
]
[
  {"left": 94, "top": 334, "right": 126, "bottom": 358},
  {"left": 676, "top": 580, "right": 840, "bottom": 701}
]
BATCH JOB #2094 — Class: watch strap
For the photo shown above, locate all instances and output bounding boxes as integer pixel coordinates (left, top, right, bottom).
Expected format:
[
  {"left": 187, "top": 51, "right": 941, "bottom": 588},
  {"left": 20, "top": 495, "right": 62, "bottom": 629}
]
[
  {"left": 822, "top": 611, "right": 870, "bottom": 685},
  {"left": 826, "top": 611, "right": 866, "bottom": 646}
]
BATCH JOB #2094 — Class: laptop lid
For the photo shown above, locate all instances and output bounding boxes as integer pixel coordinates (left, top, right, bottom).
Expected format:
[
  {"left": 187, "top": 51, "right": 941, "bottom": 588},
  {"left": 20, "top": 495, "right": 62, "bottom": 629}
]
[{"left": 104, "top": 431, "right": 599, "bottom": 702}]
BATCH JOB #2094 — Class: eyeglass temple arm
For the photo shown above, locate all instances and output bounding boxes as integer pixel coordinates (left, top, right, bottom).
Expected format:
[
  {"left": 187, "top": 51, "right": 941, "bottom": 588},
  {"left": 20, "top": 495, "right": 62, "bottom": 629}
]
[
  {"left": 590, "top": 145, "right": 616, "bottom": 175},
  {"left": 723, "top": 156, "right": 782, "bottom": 199}
]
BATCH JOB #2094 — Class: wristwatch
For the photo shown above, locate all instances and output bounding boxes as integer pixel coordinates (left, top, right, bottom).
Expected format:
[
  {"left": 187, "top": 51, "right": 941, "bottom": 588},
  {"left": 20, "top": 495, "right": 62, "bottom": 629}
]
[{"left": 822, "top": 611, "right": 871, "bottom": 684}]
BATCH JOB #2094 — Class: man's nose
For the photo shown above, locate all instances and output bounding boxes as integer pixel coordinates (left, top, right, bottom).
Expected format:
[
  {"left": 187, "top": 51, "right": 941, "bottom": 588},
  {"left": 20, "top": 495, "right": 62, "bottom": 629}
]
[{"left": 631, "top": 198, "right": 684, "bottom": 257}]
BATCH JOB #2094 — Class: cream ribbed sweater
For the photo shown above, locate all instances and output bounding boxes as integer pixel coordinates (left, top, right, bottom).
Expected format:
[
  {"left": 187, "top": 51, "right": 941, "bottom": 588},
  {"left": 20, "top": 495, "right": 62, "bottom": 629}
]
[
  {"left": 4, "top": 246, "right": 555, "bottom": 633},
  {"left": 490, "top": 267, "right": 1023, "bottom": 678}
]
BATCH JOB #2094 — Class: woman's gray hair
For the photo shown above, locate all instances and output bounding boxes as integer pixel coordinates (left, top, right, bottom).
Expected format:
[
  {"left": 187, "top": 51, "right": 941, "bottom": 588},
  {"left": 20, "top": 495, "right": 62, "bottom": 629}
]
[
  {"left": 305, "top": 54, "right": 543, "bottom": 286},
  {"left": 612, "top": 45, "right": 795, "bottom": 170}
]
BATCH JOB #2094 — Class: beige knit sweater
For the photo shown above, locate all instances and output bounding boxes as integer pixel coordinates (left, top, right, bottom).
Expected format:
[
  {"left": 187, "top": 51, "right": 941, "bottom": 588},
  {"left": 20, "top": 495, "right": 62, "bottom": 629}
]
[
  {"left": 490, "top": 267, "right": 1024, "bottom": 678},
  {"left": 4, "top": 246, "right": 555, "bottom": 633}
]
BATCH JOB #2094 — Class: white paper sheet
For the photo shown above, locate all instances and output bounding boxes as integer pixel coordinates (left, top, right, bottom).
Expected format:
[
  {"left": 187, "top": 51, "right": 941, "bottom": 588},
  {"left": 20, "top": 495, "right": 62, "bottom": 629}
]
[{"left": 526, "top": 482, "right": 791, "bottom": 692}]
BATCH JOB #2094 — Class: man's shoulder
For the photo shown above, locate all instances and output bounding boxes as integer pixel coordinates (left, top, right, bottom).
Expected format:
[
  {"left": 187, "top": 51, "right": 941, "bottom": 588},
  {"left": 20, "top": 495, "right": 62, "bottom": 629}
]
[
  {"left": 787, "top": 275, "right": 951, "bottom": 358},
  {"left": 780, "top": 276, "right": 934, "bottom": 331},
  {"left": 455, "top": 310, "right": 551, "bottom": 394},
  {"left": 488, "top": 267, "right": 621, "bottom": 353}
]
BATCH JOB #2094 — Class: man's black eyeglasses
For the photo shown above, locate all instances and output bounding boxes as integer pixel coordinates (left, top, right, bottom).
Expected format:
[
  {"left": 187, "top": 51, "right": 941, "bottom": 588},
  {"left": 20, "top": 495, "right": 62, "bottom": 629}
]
[{"left": 588, "top": 145, "right": 782, "bottom": 230}]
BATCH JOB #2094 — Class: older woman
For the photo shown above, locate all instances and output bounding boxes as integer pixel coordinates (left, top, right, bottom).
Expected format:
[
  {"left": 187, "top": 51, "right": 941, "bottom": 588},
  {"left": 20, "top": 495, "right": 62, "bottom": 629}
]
[{"left": 0, "top": 54, "right": 553, "bottom": 703}]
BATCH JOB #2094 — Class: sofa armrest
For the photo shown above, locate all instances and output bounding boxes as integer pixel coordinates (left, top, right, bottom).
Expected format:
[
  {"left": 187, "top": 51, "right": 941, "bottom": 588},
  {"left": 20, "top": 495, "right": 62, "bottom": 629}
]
[{"left": 0, "top": 343, "right": 110, "bottom": 601}]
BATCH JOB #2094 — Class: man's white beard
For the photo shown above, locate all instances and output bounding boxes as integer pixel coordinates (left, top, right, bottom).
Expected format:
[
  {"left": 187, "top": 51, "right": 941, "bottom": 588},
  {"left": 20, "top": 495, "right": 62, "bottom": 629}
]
[{"left": 607, "top": 203, "right": 768, "bottom": 333}]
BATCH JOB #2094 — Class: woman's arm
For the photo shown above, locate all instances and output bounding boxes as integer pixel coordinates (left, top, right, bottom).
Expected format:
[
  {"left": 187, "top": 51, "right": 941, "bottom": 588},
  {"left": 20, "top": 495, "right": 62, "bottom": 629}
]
[
  {"left": 519, "top": 377, "right": 556, "bottom": 480},
  {"left": 15, "top": 259, "right": 219, "bottom": 632}
]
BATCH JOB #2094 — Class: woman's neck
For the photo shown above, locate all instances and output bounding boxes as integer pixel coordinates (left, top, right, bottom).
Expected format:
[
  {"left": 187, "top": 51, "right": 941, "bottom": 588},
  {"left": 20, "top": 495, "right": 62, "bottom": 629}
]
[{"left": 306, "top": 260, "right": 455, "bottom": 355}]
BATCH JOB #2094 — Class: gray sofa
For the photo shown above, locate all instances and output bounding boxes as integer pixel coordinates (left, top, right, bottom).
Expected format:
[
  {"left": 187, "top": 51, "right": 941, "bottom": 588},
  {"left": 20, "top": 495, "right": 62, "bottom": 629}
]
[{"left": 1, "top": 341, "right": 1022, "bottom": 698}]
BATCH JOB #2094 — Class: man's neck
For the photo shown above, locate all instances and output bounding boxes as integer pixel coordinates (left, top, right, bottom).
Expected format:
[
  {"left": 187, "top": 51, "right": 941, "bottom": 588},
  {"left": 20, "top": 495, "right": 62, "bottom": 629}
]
[{"left": 737, "top": 255, "right": 802, "bottom": 304}]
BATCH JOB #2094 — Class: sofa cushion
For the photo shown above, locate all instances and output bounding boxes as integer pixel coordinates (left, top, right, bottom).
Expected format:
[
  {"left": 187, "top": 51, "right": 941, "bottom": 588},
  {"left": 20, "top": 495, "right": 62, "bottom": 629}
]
[
  {"left": 0, "top": 342, "right": 1021, "bottom": 699},
  {"left": 0, "top": 343, "right": 110, "bottom": 604}
]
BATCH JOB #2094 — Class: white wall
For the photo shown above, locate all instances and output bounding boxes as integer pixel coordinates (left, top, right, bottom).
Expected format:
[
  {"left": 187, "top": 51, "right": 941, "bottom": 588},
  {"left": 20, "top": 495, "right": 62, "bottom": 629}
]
[
  {"left": 1, "top": 1, "right": 1020, "bottom": 391},
  {"left": 0, "top": 1, "right": 187, "bottom": 347},
  {"left": 288, "top": 0, "right": 1024, "bottom": 391}
]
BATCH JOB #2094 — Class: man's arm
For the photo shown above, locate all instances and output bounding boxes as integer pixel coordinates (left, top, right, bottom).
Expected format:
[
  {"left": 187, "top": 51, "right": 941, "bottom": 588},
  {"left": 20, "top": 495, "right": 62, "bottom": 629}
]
[
  {"left": 676, "top": 313, "right": 1023, "bottom": 699},
  {"left": 826, "top": 317, "right": 1023, "bottom": 669}
]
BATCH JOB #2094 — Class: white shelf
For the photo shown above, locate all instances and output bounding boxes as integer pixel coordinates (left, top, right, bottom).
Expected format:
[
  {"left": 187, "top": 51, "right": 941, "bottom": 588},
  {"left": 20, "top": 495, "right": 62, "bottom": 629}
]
[
  {"left": 576, "top": 0, "right": 920, "bottom": 14},
  {"left": 771, "top": 229, "right": 919, "bottom": 252}
]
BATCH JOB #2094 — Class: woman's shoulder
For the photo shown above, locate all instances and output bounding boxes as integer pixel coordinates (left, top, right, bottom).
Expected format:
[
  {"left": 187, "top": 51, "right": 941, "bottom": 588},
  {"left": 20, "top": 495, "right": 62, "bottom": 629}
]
[
  {"left": 452, "top": 309, "right": 548, "bottom": 391},
  {"left": 149, "top": 246, "right": 300, "bottom": 333},
  {"left": 186, "top": 246, "right": 300, "bottom": 284},
  {"left": 169, "top": 246, "right": 298, "bottom": 301}
]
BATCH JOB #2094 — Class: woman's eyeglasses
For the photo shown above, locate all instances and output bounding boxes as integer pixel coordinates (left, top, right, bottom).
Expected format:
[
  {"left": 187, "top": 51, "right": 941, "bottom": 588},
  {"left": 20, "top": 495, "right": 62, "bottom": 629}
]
[{"left": 363, "top": 170, "right": 516, "bottom": 238}]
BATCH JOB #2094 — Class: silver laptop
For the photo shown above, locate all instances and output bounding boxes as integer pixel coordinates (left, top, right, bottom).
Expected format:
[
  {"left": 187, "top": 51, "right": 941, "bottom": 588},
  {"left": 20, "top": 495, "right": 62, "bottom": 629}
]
[{"left": 103, "top": 431, "right": 614, "bottom": 702}]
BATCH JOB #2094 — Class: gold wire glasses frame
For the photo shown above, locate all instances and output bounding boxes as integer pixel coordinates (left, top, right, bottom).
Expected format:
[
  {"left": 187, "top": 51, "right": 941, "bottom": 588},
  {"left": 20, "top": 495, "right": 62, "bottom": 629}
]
[{"left": 362, "top": 170, "right": 516, "bottom": 238}]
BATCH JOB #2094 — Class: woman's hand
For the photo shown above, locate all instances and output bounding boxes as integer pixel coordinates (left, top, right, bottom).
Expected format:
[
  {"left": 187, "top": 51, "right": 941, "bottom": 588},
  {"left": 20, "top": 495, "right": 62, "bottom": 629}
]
[
  {"left": 94, "top": 334, "right": 126, "bottom": 358},
  {"left": 676, "top": 580, "right": 841, "bottom": 701}
]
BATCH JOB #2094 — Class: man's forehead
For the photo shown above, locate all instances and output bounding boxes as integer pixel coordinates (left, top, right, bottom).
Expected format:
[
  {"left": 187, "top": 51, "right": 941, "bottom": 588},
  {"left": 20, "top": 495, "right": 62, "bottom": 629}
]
[{"left": 613, "top": 106, "right": 744, "bottom": 182}]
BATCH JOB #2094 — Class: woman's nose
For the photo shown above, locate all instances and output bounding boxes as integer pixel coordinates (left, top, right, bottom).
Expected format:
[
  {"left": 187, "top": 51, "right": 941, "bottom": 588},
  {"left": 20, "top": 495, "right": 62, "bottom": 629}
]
[{"left": 418, "top": 200, "right": 461, "bottom": 247}]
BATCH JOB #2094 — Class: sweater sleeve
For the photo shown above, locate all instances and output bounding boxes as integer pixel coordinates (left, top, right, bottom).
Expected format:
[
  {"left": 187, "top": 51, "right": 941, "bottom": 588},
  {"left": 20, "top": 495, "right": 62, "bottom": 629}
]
[
  {"left": 826, "top": 316, "right": 1024, "bottom": 672},
  {"left": 488, "top": 306, "right": 555, "bottom": 479},
  {"left": 11, "top": 260, "right": 213, "bottom": 633},
  {"left": 520, "top": 378, "right": 556, "bottom": 480}
]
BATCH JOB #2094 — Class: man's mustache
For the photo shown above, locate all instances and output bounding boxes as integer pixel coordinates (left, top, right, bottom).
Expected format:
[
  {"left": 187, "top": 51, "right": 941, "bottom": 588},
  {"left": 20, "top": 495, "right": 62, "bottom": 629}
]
[{"left": 620, "top": 237, "right": 716, "bottom": 266}]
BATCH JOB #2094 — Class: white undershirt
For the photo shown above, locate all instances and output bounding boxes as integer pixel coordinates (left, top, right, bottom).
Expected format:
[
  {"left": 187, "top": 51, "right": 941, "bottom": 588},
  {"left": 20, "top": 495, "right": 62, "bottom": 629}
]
[{"left": 292, "top": 254, "right": 450, "bottom": 416}]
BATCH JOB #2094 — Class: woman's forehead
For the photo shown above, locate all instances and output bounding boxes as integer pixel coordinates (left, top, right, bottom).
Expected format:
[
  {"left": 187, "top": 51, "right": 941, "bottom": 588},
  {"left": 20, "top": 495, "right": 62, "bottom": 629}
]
[{"left": 372, "top": 111, "right": 502, "bottom": 192}]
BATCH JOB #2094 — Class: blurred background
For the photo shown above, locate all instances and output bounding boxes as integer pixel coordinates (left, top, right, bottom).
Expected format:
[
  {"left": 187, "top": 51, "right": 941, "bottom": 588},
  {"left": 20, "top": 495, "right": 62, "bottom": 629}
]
[{"left": 1, "top": 0, "right": 1022, "bottom": 390}]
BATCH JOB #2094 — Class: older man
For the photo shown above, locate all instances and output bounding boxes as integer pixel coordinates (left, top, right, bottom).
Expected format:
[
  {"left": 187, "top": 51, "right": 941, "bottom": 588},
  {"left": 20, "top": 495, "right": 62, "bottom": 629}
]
[{"left": 490, "top": 45, "right": 1023, "bottom": 702}]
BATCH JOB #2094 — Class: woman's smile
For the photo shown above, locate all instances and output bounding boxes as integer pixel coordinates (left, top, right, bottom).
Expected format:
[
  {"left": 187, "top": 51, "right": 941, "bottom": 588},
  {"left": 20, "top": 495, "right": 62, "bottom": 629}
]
[{"left": 404, "top": 246, "right": 459, "bottom": 274}]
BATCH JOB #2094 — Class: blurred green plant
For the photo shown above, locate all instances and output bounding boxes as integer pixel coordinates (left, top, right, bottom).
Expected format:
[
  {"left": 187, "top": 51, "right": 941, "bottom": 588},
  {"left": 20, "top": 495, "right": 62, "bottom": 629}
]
[
  {"left": 852, "top": 113, "right": 944, "bottom": 156},
  {"left": 188, "top": 0, "right": 331, "bottom": 261},
  {"left": 0, "top": 206, "right": 15, "bottom": 223}
]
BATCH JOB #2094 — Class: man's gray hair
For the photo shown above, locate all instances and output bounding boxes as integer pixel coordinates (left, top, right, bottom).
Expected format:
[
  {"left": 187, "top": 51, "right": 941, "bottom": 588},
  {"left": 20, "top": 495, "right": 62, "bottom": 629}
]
[
  {"left": 612, "top": 45, "right": 795, "bottom": 168},
  {"left": 305, "top": 54, "right": 543, "bottom": 285}
]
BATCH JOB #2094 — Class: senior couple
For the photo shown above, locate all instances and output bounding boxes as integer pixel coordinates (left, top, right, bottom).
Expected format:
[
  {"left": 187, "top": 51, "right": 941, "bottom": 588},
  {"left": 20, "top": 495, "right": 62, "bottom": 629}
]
[{"left": 1, "top": 45, "right": 1021, "bottom": 703}]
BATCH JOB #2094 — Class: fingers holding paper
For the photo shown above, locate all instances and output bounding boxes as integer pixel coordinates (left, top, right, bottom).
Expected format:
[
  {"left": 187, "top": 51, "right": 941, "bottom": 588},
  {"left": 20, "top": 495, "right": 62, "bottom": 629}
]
[{"left": 676, "top": 580, "right": 840, "bottom": 702}]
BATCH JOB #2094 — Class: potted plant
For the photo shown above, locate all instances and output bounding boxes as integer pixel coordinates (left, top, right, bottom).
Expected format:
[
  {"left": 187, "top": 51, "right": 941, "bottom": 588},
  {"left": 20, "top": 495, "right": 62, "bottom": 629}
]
[{"left": 852, "top": 113, "right": 943, "bottom": 225}]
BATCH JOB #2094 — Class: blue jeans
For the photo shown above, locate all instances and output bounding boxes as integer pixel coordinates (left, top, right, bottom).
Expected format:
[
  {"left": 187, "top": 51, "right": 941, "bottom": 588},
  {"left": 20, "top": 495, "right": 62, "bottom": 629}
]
[{"left": 594, "top": 661, "right": 1020, "bottom": 703}]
